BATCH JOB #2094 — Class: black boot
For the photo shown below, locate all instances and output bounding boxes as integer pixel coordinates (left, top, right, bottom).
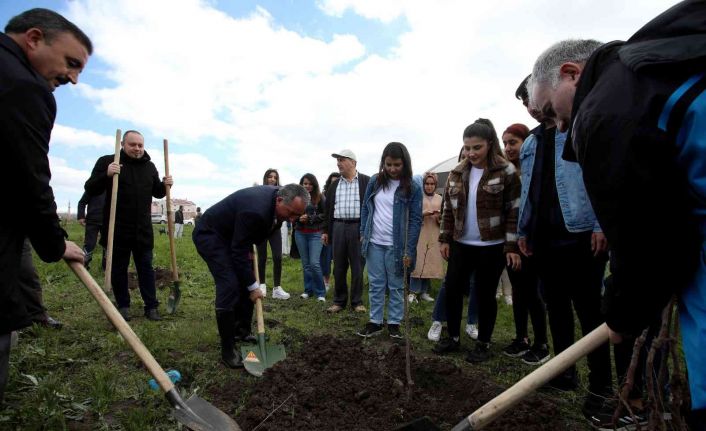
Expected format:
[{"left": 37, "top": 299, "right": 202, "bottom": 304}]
[{"left": 215, "top": 310, "right": 243, "bottom": 368}]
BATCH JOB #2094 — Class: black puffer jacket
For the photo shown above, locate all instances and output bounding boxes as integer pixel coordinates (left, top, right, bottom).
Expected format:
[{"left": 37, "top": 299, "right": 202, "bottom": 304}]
[{"left": 85, "top": 150, "right": 166, "bottom": 249}]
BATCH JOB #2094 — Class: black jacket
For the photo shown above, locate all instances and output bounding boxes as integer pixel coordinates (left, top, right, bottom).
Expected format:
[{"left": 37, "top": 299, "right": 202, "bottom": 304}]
[
  {"left": 294, "top": 196, "right": 326, "bottom": 231},
  {"left": 85, "top": 150, "right": 167, "bottom": 249},
  {"left": 77, "top": 190, "right": 105, "bottom": 224},
  {"left": 323, "top": 172, "right": 371, "bottom": 236},
  {"left": 566, "top": 0, "right": 706, "bottom": 334},
  {"left": 175, "top": 209, "right": 184, "bottom": 224},
  {"left": 194, "top": 186, "right": 282, "bottom": 289},
  {"left": 0, "top": 33, "right": 66, "bottom": 333}
]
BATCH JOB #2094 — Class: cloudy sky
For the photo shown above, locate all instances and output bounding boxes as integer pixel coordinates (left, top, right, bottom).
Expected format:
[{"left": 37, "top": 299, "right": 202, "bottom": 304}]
[{"left": 2, "top": 0, "right": 677, "bottom": 211}]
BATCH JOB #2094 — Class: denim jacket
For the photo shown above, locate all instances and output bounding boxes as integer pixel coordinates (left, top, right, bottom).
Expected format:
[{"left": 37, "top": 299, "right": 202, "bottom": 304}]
[
  {"left": 360, "top": 174, "right": 423, "bottom": 275},
  {"left": 518, "top": 130, "right": 601, "bottom": 238}
]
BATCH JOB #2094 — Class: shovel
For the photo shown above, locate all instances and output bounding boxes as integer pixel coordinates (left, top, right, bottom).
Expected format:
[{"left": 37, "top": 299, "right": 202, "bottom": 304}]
[
  {"left": 66, "top": 260, "right": 241, "bottom": 431},
  {"left": 396, "top": 323, "right": 609, "bottom": 431},
  {"left": 241, "top": 244, "right": 286, "bottom": 377},
  {"left": 103, "top": 129, "right": 121, "bottom": 293},
  {"left": 163, "top": 138, "right": 181, "bottom": 314}
]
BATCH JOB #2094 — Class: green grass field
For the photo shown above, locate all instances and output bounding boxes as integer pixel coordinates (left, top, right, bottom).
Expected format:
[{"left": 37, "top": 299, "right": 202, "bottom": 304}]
[{"left": 0, "top": 222, "right": 592, "bottom": 430}]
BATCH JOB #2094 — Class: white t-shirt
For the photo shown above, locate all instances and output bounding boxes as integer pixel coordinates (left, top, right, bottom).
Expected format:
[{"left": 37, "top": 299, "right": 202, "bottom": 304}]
[
  {"left": 370, "top": 180, "right": 400, "bottom": 246},
  {"left": 459, "top": 167, "right": 504, "bottom": 246}
]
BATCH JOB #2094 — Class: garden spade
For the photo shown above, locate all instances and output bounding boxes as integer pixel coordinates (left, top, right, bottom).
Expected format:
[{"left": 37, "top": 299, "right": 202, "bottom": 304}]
[
  {"left": 395, "top": 323, "right": 609, "bottom": 431},
  {"left": 66, "top": 260, "right": 241, "bottom": 431},
  {"left": 163, "top": 138, "right": 181, "bottom": 314},
  {"left": 241, "top": 245, "right": 286, "bottom": 377}
]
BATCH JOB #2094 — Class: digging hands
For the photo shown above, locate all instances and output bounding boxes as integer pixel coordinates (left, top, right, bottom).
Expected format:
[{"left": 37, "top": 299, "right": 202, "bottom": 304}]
[
  {"left": 63, "top": 240, "right": 85, "bottom": 262},
  {"left": 249, "top": 287, "right": 264, "bottom": 303},
  {"left": 163, "top": 175, "right": 173, "bottom": 187},
  {"left": 107, "top": 162, "right": 121, "bottom": 177}
]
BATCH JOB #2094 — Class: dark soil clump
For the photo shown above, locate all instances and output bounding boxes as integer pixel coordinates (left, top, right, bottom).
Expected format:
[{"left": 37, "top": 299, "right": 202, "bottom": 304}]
[
  {"left": 127, "top": 267, "right": 172, "bottom": 290},
  {"left": 210, "top": 336, "right": 583, "bottom": 431}
]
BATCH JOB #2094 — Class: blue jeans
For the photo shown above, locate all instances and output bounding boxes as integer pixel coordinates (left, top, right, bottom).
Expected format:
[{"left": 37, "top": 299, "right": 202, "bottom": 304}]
[
  {"left": 294, "top": 230, "right": 325, "bottom": 297},
  {"left": 366, "top": 242, "right": 404, "bottom": 325},
  {"left": 431, "top": 275, "right": 478, "bottom": 324},
  {"left": 410, "top": 277, "right": 430, "bottom": 294}
]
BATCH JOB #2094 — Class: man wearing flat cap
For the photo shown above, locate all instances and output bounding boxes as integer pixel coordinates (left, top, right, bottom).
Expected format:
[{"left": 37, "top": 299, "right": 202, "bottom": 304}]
[{"left": 322, "top": 149, "right": 370, "bottom": 313}]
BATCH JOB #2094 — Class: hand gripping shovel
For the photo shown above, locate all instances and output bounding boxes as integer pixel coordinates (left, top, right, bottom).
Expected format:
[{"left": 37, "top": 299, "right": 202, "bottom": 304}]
[
  {"left": 163, "top": 138, "right": 181, "bottom": 313},
  {"left": 396, "top": 323, "right": 609, "bottom": 431},
  {"left": 66, "top": 260, "right": 241, "bottom": 431},
  {"left": 241, "top": 244, "right": 286, "bottom": 377}
]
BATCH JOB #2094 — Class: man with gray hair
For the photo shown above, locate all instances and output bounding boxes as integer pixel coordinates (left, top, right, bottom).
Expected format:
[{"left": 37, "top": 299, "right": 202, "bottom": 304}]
[
  {"left": 530, "top": 1, "right": 706, "bottom": 428},
  {"left": 1, "top": 8, "right": 91, "bottom": 403},
  {"left": 193, "top": 184, "right": 308, "bottom": 368}
]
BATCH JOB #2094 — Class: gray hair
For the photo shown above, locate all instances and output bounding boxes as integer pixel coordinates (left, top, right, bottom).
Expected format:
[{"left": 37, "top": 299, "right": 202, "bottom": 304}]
[
  {"left": 278, "top": 183, "right": 310, "bottom": 206},
  {"left": 530, "top": 39, "right": 603, "bottom": 89}
]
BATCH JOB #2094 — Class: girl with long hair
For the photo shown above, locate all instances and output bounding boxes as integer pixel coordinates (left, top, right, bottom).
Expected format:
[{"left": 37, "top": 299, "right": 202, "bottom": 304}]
[
  {"left": 357, "top": 142, "right": 422, "bottom": 338},
  {"left": 256, "top": 168, "right": 290, "bottom": 299},
  {"left": 434, "top": 119, "right": 521, "bottom": 363},
  {"left": 294, "top": 173, "right": 327, "bottom": 301}
]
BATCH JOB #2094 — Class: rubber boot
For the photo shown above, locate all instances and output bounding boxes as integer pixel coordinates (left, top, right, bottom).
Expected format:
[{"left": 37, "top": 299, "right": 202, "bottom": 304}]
[
  {"left": 215, "top": 310, "right": 243, "bottom": 368},
  {"left": 232, "top": 302, "right": 255, "bottom": 343}
]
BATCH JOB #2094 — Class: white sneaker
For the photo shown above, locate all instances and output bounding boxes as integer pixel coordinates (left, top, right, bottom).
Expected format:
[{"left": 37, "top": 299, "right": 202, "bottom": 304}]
[
  {"left": 408, "top": 293, "right": 418, "bottom": 304},
  {"left": 317, "top": 296, "right": 326, "bottom": 302},
  {"left": 272, "top": 286, "right": 290, "bottom": 300},
  {"left": 420, "top": 293, "right": 434, "bottom": 302},
  {"left": 427, "top": 321, "right": 442, "bottom": 342},
  {"left": 465, "top": 323, "right": 479, "bottom": 340},
  {"left": 300, "top": 293, "right": 310, "bottom": 299},
  {"left": 260, "top": 283, "right": 267, "bottom": 298},
  {"left": 504, "top": 295, "right": 513, "bottom": 306}
]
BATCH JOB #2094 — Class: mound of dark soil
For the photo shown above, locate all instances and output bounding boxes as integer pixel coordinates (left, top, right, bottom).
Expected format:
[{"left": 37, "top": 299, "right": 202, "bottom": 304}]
[
  {"left": 210, "top": 336, "right": 583, "bottom": 431},
  {"left": 127, "top": 267, "right": 172, "bottom": 290}
]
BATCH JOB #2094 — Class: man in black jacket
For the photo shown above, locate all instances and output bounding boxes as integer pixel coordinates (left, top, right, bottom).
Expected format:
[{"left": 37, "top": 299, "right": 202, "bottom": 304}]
[
  {"left": 193, "top": 184, "right": 308, "bottom": 368},
  {"left": 77, "top": 189, "right": 105, "bottom": 270},
  {"left": 0, "top": 8, "right": 90, "bottom": 403},
  {"left": 530, "top": 1, "right": 706, "bottom": 427},
  {"left": 85, "top": 130, "right": 173, "bottom": 322},
  {"left": 322, "top": 149, "right": 371, "bottom": 313},
  {"left": 174, "top": 205, "right": 184, "bottom": 238}
]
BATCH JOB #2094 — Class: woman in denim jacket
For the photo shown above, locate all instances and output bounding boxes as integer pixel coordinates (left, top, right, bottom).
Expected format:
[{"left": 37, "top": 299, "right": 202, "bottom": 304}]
[{"left": 357, "top": 142, "right": 422, "bottom": 339}]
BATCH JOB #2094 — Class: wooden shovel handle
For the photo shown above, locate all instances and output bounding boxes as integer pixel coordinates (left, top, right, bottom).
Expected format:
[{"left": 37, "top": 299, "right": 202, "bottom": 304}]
[
  {"left": 453, "top": 323, "right": 609, "bottom": 430},
  {"left": 104, "top": 129, "right": 121, "bottom": 293},
  {"left": 163, "top": 139, "right": 179, "bottom": 282},
  {"left": 66, "top": 260, "right": 174, "bottom": 392},
  {"left": 252, "top": 245, "right": 265, "bottom": 335}
]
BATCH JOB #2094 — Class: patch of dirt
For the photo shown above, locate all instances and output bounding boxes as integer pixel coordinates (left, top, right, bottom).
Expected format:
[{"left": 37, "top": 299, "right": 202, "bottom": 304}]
[
  {"left": 208, "top": 336, "right": 583, "bottom": 431},
  {"left": 127, "top": 267, "right": 172, "bottom": 290}
]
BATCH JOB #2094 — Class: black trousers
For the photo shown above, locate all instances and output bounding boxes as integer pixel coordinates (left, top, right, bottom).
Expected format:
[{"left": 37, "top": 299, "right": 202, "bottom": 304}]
[
  {"left": 507, "top": 255, "right": 548, "bottom": 345},
  {"left": 84, "top": 222, "right": 101, "bottom": 254},
  {"left": 444, "top": 242, "right": 506, "bottom": 342},
  {"left": 534, "top": 240, "right": 612, "bottom": 392},
  {"left": 257, "top": 228, "right": 282, "bottom": 286},
  {"left": 18, "top": 239, "right": 47, "bottom": 322},
  {"left": 192, "top": 225, "right": 253, "bottom": 331},
  {"left": 332, "top": 221, "right": 364, "bottom": 307},
  {"left": 111, "top": 244, "right": 158, "bottom": 311}
]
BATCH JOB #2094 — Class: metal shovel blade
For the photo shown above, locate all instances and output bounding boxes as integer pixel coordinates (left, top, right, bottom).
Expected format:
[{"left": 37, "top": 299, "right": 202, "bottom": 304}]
[
  {"left": 240, "top": 334, "right": 286, "bottom": 377},
  {"left": 166, "top": 281, "right": 181, "bottom": 314},
  {"left": 170, "top": 392, "right": 241, "bottom": 431}
]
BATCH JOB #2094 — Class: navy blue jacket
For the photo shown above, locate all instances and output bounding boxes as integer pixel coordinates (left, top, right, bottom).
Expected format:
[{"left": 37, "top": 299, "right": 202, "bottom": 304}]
[
  {"left": 77, "top": 190, "right": 105, "bottom": 224},
  {"left": 196, "top": 186, "right": 282, "bottom": 288},
  {"left": 566, "top": 0, "right": 706, "bottom": 334}
]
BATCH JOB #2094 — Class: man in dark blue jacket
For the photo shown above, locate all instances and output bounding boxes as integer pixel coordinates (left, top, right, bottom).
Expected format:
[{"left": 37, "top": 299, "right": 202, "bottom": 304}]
[
  {"left": 0, "top": 8, "right": 91, "bottom": 404},
  {"left": 530, "top": 1, "right": 706, "bottom": 427},
  {"left": 77, "top": 189, "right": 105, "bottom": 270},
  {"left": 193, "top": 184, "right": 308, "bottom": 368}
]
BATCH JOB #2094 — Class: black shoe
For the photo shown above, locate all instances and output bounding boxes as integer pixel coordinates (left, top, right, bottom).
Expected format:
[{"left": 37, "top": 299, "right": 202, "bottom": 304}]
[
  {"left": 221, "top": 346, "right": 244, "bottom": 369},
  {"left": 118, "top": 307, "right": 131, "bottom": 321},
  {"left": 388, "top": 324, "right": 403, "bottom": 339},
  {"left": 547, "top": 367, "right": 579, "bottom": 391},
  {"left": 466, "top": 342, "right": 491, "bottom": 363},
  {"left": 582, "top": 391, "right": 618, "bottom": 429},
  {"left": 356, "top": 322, "right": 383, "bottom": 338},
  {"left": 502, "top": 338, "right": 530, "bottom": 357},
  {"left": 432, "top": 337, "right": 460, "bottom": 354},
  {"left": 521, "top": 344, "right": 551, "bottom": 365},
  {"left": 144, "top": 308, "right": 162, "bottom": 321},
  {"left": 216, "top": 310, "right": 244, "bottom": 368},
  {"left": 35, "top": 316, "right": 63, "bottom": 330}
]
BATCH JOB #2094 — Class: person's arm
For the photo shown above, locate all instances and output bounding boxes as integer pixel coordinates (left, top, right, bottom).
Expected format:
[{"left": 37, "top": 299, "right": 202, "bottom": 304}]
[
  {"left": 152, "top": 165, "right": 168, "bottom": 198},
  {"left": 502, "top": 167, "right": 521, "bottom": 255},
  {"left": 359, "top": 178, "right": 375, "bottom": 239},
  {"left": 84, "top": 156, "right": 110, "bottom": 196},
  {"left": 77, "top": 191, "right": 89, "bottom": 220},
  {"left": 405, "top": 184, "right": 423, "bottom": 268},
  {"left": 1, "top": 79, "right": 66, "bottom": 262}
]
